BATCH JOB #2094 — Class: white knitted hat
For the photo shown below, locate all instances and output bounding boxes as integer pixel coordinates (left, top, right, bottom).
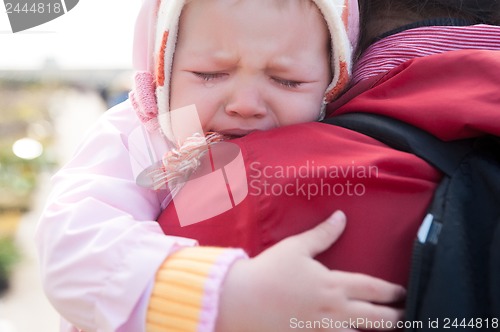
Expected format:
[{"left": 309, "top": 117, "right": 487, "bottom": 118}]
[{"left": 130, "top": 0, "right": 360, "bottom": 144}]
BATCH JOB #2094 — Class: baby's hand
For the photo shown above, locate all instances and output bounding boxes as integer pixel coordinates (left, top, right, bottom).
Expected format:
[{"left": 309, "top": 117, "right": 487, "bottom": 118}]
[{"left": 216, "top": 211, "right": 406, "bottom": 331}]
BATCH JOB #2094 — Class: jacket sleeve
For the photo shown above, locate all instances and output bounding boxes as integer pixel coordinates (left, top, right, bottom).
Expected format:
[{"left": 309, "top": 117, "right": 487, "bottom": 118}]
[
  {"left": 147, "top": 247, "right": 247, "bottom": 332},
  {"left": 35, "top": 102, "right": 247, "bottom": 332}
]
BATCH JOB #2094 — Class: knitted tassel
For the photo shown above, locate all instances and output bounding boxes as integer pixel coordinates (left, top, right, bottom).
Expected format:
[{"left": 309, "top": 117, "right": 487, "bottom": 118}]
[{"left": 138, "top": 132, "right": 226, "bottom": 191}]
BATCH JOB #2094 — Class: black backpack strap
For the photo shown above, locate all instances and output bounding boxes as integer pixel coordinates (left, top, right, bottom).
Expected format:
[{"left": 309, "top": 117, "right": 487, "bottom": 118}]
[{"left": 323, "top": 113, "right": 474, "bottom": 176}]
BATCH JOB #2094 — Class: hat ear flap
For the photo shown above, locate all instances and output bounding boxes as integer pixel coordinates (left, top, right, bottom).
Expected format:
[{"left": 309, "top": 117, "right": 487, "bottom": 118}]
[
  {"left": 312, "top": 0, "right": 360, "bottom": 103},
  {"left": 130, "top": 0, "right": 187, "bottom": 143},
  {"left": 154, "top": 0, "right": 187, "bottom": 144},
  {"left": 130, "top": 0, "right": 162, "bottom": 133}
]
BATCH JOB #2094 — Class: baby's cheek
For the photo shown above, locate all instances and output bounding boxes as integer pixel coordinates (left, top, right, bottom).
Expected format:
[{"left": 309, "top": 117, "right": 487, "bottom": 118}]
[{"left": 283, "top": 101, "right": 323, "bottom": 126}]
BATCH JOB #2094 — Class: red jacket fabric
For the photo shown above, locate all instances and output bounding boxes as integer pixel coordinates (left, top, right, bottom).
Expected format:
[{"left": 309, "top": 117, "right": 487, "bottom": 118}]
[{"left": 157, "top": 49, "right": 500, "bottom": 288}]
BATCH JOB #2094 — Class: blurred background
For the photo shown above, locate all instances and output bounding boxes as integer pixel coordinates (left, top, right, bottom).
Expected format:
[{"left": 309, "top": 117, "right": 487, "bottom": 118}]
[{"left": 1, "top": 1, "right": 141, "bottom": 330}]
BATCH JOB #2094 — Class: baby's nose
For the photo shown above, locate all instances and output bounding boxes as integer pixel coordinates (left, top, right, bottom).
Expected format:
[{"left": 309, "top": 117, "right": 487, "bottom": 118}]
[{"left": 225, "top": 84, "right": 267, "bottom": 119}]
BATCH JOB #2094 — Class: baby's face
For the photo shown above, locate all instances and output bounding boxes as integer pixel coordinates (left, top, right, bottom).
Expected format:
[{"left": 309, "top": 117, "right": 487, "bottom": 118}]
[{"left": 170, "top": 0, "right": 331, "bottom": 137}]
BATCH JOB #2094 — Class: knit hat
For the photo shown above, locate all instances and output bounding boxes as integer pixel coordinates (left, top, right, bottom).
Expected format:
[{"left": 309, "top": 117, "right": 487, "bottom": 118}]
[{"left": 130, "top": 0, "right": 360, "bottom": 144}]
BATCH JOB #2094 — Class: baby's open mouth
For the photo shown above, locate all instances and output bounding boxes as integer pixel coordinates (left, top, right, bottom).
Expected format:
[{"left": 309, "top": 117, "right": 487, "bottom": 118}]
[{"left": 208, "top": 129, "right": 253, "bottom": 140}]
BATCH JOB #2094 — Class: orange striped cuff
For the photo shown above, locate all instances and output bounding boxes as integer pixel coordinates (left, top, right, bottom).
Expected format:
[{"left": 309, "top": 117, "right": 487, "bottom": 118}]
[{"left": 146, "top": 247, "right": 247, "bottom": 332}]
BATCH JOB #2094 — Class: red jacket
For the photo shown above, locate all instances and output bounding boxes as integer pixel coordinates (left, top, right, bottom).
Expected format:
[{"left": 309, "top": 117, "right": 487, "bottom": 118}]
[{"left": 158, "top": 50, "right": 500, "bottom": 287}]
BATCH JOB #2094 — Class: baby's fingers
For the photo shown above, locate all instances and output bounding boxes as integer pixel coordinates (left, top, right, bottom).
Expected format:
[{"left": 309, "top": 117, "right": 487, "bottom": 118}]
[
  {"left": 290, "top": 210, "right": 347, "bottom": 257},
  {"left": 332, "top": 271, "right": 406, "bottom": 304},
  {"left": 344, "top": 301, "right": 405, "bottom": 330}
]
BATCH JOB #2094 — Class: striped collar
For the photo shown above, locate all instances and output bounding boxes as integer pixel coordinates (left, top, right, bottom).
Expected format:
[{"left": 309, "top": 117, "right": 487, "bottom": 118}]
[{"left": 353, "top": 24, "right": 500, "bottom": 84}]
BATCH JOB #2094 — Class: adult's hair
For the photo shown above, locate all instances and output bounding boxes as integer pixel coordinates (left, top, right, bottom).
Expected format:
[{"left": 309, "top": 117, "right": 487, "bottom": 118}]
[{"left": 357, "top": 0, "right": 500, "bottom": 56}]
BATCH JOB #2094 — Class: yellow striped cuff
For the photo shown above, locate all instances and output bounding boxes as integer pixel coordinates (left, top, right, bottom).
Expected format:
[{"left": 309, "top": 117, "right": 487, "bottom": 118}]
[{"left": 146, "top": 247, "right": 247, "bottom": 332}]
